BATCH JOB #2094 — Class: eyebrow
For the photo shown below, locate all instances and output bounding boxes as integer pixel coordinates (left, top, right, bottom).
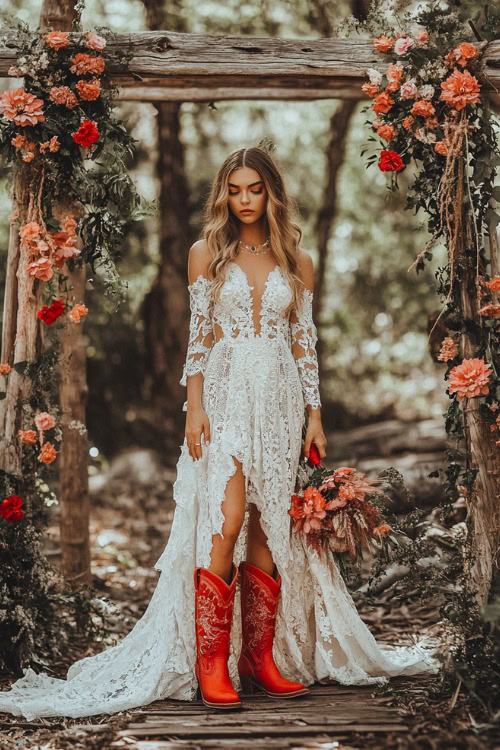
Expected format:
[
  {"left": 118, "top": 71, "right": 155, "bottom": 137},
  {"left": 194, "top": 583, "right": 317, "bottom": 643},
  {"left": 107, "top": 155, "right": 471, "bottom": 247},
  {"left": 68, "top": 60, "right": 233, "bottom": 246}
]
[{"left": 228, "top": 181, "right": 263, "bottom": 188}]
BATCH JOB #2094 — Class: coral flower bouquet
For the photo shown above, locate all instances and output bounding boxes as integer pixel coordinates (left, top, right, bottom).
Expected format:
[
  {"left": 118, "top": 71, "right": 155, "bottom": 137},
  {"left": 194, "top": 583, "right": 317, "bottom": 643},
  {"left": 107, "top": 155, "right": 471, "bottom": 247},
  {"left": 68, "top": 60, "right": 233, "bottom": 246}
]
[{"left": 289, "top": 443, "right": 399, "bottom": 578}]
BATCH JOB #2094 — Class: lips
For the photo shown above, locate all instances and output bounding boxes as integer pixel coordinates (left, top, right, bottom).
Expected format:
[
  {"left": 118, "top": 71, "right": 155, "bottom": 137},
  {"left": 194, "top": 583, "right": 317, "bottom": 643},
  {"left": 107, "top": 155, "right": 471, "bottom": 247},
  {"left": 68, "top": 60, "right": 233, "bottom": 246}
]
[{"left": 240, "top": 210, "right": 254, "bottom": 214}]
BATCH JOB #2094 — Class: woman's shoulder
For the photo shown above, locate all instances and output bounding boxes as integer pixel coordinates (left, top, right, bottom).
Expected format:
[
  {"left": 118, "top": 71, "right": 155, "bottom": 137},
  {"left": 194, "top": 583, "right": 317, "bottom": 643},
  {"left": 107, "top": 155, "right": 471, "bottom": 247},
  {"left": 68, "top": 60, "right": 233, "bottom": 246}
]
[
  {"left": 187, "top": 239, "right": 212, "bottom": 285},
  {"left": 295, "top": 248, "right": 314, "bottom": 292}
]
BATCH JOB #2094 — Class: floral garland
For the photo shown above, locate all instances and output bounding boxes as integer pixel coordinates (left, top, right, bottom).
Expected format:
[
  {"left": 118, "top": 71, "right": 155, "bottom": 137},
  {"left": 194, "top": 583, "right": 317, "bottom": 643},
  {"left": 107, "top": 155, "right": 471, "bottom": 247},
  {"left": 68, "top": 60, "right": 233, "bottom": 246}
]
[
  {"left": 360, "top": 9, "right": 500, "bottom": 504},
  {"left": 0, "top": 18, "right": 151, "bottom": 525}
]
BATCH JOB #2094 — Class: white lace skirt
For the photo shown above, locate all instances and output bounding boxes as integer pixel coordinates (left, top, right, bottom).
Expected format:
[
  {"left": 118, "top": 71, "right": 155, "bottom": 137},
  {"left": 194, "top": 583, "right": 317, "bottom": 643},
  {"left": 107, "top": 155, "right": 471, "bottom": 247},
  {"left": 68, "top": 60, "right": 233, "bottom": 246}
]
[{"left": 0, "top": 336, "right": 441, "bottom": 720}]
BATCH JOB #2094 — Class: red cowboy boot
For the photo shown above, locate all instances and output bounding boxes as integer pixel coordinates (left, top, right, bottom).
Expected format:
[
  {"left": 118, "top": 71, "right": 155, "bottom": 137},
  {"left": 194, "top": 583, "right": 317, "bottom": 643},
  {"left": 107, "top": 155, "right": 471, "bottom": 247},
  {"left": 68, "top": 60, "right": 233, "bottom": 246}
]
[
  {"left": 238, "top": 561, "right": 309, "bottom": 698},
  {"left": 194, "top": 564, "right": 242, "bottom": 709}
]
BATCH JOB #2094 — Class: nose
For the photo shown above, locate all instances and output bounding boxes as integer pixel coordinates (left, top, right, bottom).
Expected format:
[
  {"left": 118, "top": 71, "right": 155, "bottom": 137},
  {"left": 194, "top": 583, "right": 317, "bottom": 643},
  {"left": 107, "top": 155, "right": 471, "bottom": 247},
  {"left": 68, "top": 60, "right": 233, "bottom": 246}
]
[{"left": 241, "top": 190, "right": 250, "bottom": 205}]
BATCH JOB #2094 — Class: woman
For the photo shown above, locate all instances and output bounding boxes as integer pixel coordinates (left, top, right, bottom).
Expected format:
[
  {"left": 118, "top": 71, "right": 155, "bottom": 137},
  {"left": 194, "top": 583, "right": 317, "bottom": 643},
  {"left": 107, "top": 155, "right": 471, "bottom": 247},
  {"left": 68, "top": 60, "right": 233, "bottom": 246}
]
[{"left": 0, "top": 147, "right": 439, "bottom": 721}]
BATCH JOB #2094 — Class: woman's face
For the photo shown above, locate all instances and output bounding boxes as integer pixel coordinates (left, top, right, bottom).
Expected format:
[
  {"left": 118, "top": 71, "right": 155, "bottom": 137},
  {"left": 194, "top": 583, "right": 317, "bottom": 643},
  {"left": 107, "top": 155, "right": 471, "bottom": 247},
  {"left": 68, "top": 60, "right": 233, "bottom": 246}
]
[{"left": 227, "top": 166, "right": 268, "bottom": 224}]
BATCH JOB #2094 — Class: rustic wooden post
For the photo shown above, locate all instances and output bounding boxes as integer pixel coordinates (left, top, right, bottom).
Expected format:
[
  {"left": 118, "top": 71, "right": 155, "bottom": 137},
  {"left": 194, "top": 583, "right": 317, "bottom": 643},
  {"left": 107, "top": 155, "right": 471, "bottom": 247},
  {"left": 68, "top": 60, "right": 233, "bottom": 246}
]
[{"left": 37, "top": 0, "right": 92, "bottom": 587}]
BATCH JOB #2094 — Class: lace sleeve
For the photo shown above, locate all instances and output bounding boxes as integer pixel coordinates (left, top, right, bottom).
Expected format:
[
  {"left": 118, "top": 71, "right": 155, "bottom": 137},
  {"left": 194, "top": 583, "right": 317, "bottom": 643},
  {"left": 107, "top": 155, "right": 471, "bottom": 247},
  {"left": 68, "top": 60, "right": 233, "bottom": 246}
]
[
  {"left": 289, "top": 286, "right": 321, "bottom": 410},
  {"left": 179, "top": 274, "right": 214, "bottom": 390}
]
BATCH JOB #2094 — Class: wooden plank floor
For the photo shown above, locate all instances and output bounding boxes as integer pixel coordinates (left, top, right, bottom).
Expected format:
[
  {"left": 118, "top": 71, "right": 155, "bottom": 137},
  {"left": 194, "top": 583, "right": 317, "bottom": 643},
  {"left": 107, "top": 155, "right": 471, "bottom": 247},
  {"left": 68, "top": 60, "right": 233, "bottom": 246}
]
[{"left": 68, "top": 680, "right": 414, "bottom": 749}]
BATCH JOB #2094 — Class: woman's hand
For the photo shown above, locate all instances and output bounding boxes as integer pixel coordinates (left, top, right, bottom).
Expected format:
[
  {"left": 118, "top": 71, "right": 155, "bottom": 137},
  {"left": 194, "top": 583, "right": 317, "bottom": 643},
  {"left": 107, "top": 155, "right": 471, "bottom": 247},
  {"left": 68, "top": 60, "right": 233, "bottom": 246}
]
[
  {"left": 303, "top": 414, "right": 327, "bottom": 461},
  {"left": 185, "top": 405, "right": 211, "bottom": 461}
]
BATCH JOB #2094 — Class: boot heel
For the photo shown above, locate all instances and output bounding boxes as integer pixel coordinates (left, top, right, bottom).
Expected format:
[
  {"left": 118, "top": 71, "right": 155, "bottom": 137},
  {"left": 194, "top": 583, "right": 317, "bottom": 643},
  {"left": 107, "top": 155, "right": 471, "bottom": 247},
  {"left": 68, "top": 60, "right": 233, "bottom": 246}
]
[{"left": 239, "top": 674, "right": 255, "bottom": 695}]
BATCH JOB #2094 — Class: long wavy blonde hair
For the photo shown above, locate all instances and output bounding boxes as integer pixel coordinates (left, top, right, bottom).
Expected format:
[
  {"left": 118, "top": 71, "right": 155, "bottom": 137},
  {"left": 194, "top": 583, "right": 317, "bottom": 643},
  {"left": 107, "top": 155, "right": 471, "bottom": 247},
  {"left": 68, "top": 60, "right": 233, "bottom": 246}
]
[{"left": 202, "top": 147, "right": 305, "bottom": 318}]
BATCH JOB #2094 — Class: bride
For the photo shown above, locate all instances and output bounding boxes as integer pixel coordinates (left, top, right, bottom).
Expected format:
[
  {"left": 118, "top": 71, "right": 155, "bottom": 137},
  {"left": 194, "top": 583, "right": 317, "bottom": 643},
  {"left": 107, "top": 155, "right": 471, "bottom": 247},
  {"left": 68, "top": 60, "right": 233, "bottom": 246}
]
[{"left": 0, "top": 146, "right": 440, "bottom": 720}]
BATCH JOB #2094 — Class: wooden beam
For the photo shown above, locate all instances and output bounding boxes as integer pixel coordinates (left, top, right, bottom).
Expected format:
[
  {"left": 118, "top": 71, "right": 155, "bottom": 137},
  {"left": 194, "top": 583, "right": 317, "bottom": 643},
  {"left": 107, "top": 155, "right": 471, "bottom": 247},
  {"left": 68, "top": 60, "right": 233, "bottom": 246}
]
[{"left": 0, "top": 31, "right": 498, "bottom": 99}]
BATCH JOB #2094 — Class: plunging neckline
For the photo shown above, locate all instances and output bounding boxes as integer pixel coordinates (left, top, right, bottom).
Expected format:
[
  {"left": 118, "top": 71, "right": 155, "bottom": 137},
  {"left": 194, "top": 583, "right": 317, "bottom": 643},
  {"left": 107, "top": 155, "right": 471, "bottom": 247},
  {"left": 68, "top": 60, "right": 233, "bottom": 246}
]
[{"left": 228, "top": 261, "right": 282, "bottom": 337}]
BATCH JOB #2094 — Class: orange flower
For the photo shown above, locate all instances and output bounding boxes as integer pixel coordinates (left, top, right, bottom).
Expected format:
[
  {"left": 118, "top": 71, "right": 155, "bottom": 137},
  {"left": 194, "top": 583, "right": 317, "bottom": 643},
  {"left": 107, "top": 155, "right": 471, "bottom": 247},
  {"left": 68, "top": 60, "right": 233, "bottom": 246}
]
[
  {"left": 377, "top": 124, "right": 396, "bottom": 141},
  {"left": 44, "top": 31, "right": 70, "bottom": 50},
  {"left": 486, "top": 277, "right": 500, "bottom": 292},
  {"left": 373, "top": 36, "right": 394, "bottom": 53},
  {"left": 438, "top": 336, "right": 458, "bottom": 362},
  {"left": 448, "top": 358, "right": 492, "bottom": 401},
  {"left": 76, "top": 78, "right": 101, "bottom": 101},
  {"left": 362, "top": 82, "right": 379, "bottom": 97},
  {"left": 415, "top": 29, "right": 428, "bottom": 44},
  {"left": 385, "top": 81, "right": 400, "bottom": 93},
  {"left": 479, "top": 303, "right": 500, "bottom": 317},
  {"left": 454, "top": 42, "right": 479, "bottom": 67},
  {"left": 402, "top": 115, "right": 414, "bottom": 130},
  {"left": 373, "top": 522, "right": 391, "bottom": 536},
  {"left": 411, "top": 100, "right": 435, "bottom": 117},
  {"left": 0, "top": 88, "right": 45, "bottom": 127},
  {"left": 11, "top": 134, "right": 26, "bottom": 149},
  {"left": 38, "top": 442, "right": 57, "bottom": 464},
  {"left": 440, "top": 69, "right": 480, "bottom": 110},
  {"left": 373, "top": 92, "right": 394, "bottom": 114},
  {"left": 435, "top": 140, "right": 448, "bottom": 155},
  {"left": 69, "top": 53, "right": 105, "bottom": 76},
  {"left": 0, "top": 363, "right": 12, "bottom": 375},
  {"left": 18, "top": 429, "right": 37, "bottom": 444},
  {"left": 425, "top": 116, "right": 439, "bottom": 129},
  {"left": 20, "top": 221, "right": 41, "bottom": 240}
]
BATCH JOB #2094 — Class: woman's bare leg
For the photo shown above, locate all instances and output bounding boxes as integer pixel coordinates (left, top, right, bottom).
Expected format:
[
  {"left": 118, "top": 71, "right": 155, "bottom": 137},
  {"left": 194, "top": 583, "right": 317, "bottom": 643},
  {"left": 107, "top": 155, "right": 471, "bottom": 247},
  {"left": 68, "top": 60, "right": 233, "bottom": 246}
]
[
  {"left": 245, "top": 504, "right": 275, "bottom": 577},
  {"left": 208, "top": 456, "right": 246, "bottom": 583}
]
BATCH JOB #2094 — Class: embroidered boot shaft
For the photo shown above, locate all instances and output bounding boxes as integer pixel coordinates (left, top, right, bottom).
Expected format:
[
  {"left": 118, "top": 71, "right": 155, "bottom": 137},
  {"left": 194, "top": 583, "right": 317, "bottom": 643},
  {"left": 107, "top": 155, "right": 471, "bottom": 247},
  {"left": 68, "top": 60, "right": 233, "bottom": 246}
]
[
  {"left": 238, "top": 561, "right": 309, "bottom": 698},
  {"left": 194, "top": 565, "right": 241, "bottom": 709}
]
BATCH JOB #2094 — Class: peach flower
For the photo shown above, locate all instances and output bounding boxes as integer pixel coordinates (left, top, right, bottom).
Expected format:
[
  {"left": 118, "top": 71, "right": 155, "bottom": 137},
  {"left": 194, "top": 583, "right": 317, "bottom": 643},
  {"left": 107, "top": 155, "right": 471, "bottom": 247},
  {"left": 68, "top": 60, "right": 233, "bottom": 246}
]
[
  {"left": 9, "top": 210, "right": 19, "bottom": 223},
  {"left": 20, "top": 221, "right": 41, "bottom": 240},
  {"left": 448, "top": 358, "right": 492, "bottom": 401},
  {"left": 69, "top": 304, "right": 88, "bottom": 323},
  {"left": 69, "top": 53, "right": 105, "bottom": 76},
  {"left": 76, "top": 78, "right": 101, "bottom": 101},
  {"left": 402, "top": 115, "right": 414, "bottom": 130},
  {"left": 440, "top": 69, "right": 480, "bottom": 110},
  {"left": 373, "top": 522, "right": 391, "bottom": 536},
  {"left": 0, "top": 88, "right": 45, "bottom": 126},
  {"left": 35, "top": 412, "right": 55, "bottom": 432},
  {"left": 18, "top": 429, "right": 37, "bottom": 444},
  {"left": 377, "top": 124, "right": 396, "bottom": 141},
  {"left": 425, "top": 116, "right": 439, "bottom": 129},
  {"left": 438, "top": 336, "right": 458, "bottom": 362},
  {"left": 38, "top": 442, "right": 57, "bottom": 464},
  {"left": 49, "top": 86, "right": 78, "bottom": 109},
  {"left": 44, "top": 31, "right": 70, "bottom": 50},
  {"left": 362, "top": 82, "right": 379, "bottom": 97},
  {"left": 373, "top": 36, "right": 394, "bottom": 53},
  {"left": 373, "top": 92, "right": 394, "bottom": 114},
  {"left": 400, "top": 79, "right": 418, "bottom": 99},
  {"left": 386, "top": 63, "right": 404, "bottom": 82},
  {"left": 26, "top": 257, "right": 54, "bottom": 281},
  {"left": 40, "top": 136, "right": 61, "bottom": 153},
  {"left": 411, "top": 100, "right": 435, "bottom": 117},
  {"left": 486, "top": 277, "right": 500, "bottom": 292},
  {"left": 415, "top": 29, "right": 428, "bottom": 44},
  {"left": 82, "top": 32, "right": 107, "bottom": 51},
  {"left": 0, "top": 363, "right": 12, "bottom": 375}
]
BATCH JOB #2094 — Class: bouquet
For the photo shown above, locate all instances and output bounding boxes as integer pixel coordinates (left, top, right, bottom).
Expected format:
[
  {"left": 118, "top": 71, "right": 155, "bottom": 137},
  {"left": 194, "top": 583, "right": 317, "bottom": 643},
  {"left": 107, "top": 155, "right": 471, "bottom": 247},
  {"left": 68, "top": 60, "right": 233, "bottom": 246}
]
[{"left": 289, "top": 439, "right": 399, "bottom": 577}]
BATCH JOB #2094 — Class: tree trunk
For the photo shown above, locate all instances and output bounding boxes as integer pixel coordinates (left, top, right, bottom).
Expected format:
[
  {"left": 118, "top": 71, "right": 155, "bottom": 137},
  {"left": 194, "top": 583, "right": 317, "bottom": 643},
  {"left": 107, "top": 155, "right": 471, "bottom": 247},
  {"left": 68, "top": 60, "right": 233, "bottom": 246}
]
[
  {"left": 142, "top": 0, "right": 194, "bottom": 439},
  {"left": 39, "top": 0, "right": 91, "bottom": 587}
]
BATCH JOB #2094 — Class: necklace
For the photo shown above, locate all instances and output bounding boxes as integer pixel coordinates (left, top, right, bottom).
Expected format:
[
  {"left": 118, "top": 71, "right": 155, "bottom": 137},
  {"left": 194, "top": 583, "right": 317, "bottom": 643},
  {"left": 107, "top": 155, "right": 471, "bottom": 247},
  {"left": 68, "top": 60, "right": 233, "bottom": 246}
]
[{"left": 238, "top": 236, "right": 270, "bottom": 255}]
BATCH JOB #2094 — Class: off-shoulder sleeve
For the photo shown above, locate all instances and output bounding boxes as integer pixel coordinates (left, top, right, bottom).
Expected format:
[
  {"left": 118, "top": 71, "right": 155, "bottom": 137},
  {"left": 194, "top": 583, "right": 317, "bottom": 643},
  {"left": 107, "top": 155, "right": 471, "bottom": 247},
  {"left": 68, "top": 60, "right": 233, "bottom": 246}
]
[
  {"left": 289, "top": 286, "right": 321, "bottom": 410},
  {"left": 180, "top": 274, "right": 214, "bottom": 390}
]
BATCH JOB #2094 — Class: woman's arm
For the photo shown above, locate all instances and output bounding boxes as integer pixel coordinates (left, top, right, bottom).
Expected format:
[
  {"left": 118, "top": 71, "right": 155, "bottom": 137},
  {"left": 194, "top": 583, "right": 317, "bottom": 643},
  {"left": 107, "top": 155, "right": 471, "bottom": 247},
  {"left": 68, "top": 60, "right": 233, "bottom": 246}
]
[{"left": 289, "top": 249, "right": 327, "bottom": 459}]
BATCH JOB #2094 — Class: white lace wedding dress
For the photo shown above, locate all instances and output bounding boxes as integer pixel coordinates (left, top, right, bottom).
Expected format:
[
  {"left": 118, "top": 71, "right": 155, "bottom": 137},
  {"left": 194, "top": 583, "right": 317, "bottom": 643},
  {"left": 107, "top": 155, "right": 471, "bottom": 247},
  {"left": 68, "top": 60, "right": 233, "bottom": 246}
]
[{"left": 0, "top": 260, "right": 440, "bottom": 720}]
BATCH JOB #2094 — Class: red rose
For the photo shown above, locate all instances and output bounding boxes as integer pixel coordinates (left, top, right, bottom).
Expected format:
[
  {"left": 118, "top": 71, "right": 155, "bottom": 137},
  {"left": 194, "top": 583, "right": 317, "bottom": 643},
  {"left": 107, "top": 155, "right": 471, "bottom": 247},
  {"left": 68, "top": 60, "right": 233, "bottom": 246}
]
[
  {"left": 0, "top": 495, "right": 24, "bottom": 522},
  {"left": 378, "top": 150, "right": 405, "bottom": 172},
  {"left": 72, "top": 119, "right": 99, "bottom": 147},
  {"left": 37, "top": 299, "right": 65, "bottom": 325},
  {"left": 307, "top": 442, "right": 323, "bottom": 468}
]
